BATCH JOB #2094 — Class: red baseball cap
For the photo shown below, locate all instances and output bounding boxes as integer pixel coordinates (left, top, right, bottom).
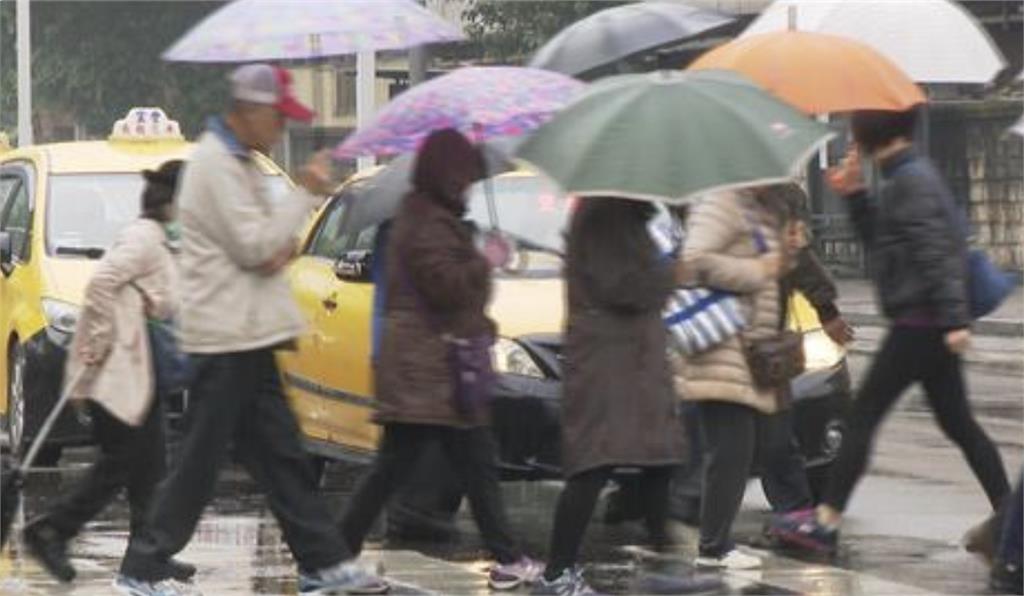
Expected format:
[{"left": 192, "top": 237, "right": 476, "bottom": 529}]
[{"left": 230, "top": 64, "right": 315, "bottom": 123}]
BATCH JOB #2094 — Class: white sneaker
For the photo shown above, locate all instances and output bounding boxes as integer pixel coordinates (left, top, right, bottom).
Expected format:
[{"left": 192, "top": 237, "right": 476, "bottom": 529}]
[{"left": 695, "top": 549, "right": 762, "bottom": 570}]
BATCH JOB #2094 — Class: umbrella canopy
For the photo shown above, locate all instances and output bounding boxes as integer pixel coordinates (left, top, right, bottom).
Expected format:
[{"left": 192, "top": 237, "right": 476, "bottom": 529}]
[
  {"left": 163, "top": 0, "right": 464, "bottom": 62},
  {"left": 340, "top": 141, "right": 517, "bottom": 234},
  {"left": 741, "top": 0, "right": 1007, "bottom": 85},
  {"left": 334, "top": 67, "right": 585, "bottom": 159},
  {"left": 529, "top": 1, "right": 733, "bottom": 77},
  {"left": 515, "top": 70, "right": 833, "bottom": 205},
  {"left": 688, "top": 30, "right": 926, "bottom": 115}
]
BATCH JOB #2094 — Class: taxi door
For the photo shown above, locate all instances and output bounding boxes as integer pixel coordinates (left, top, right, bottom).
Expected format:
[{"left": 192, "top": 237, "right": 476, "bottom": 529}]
[
  {"left": 0, "top": 159, "right": 41, "bottom": 445},
  {"left": 311, "top": 217, "right": 378, "bottom": 455},
  {"left": 284, "top": 194, "right": 378, "bottom": 455}
]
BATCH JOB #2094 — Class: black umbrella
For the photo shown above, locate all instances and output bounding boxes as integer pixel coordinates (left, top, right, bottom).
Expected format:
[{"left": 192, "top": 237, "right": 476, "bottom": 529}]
[{"left": 529, "top": 1, "right": 733, "bottom": 77}]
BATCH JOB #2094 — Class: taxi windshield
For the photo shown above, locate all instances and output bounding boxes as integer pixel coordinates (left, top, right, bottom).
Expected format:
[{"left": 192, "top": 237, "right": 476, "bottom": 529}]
[
  {"left": 465, "top": 174, "right": 572, "bottom": 256},
  {"left": 47, "top": 172, "right": 291, "bottom": 257}
]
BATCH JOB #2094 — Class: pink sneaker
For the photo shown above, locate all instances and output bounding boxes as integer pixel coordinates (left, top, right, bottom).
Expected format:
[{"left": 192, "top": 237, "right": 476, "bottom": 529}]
[{"left": 488, "top": 556, "right": 544, "bottom": 590}]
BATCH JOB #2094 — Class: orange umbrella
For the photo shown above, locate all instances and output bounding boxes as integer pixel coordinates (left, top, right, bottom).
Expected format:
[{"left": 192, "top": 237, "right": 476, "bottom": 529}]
[{"left": 687, "top": 30, "right": 926, "bottom": 115}]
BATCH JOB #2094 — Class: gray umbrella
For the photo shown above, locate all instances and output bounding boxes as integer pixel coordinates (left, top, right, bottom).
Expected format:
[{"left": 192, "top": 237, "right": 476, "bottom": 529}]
[
  {"left": 339, "top": 139, "right": 518, "bottom": 235},
  {"left": 529, "top": 1, "right": 733, "bottom": 77}
]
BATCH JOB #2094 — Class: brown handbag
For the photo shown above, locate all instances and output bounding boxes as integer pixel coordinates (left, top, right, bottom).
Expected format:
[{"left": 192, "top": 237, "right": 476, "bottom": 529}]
[{"left": 743, "top": 330, "right": 805, "bottom": 390}]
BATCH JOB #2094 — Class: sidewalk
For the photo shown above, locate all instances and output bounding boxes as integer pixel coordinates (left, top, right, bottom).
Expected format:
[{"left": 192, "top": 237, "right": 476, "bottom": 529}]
[{"left": 834, "top": 279, "right": 1024, "bottom": 374}]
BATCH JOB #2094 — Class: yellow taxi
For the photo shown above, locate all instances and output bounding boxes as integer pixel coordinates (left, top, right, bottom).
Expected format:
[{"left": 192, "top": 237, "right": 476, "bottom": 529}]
[{"left": 0, "top": 108, "right": 291, "bottom": 463}]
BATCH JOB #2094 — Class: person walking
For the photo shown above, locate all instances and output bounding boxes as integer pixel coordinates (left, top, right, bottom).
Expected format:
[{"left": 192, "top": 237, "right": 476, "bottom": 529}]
[
  {"left": 336, "top": 128, "right": 541, "bottom": 592},
  {"left": 116, "top": 64, "right": 387, "bottom": 596},
  {"left": 675, "top": 188, "right": 790, "bottom": 571},
  {"left": 759, "top": 183, "right": 853, "bottom": 520},
  {"left": 22, "top": 160, "right": 190, "bottom": 585},
  {"left": 771, "top": 108, "right": 1010, "bottom": 552},
  {"left": 533, "top": 197, "right": 705, "bottom": 596}
]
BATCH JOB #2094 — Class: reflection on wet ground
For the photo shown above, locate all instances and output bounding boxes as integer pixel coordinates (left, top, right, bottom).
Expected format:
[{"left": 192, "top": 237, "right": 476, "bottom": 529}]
[{"left": 1, "top": 453, "right": 1000, "bottom": 595}]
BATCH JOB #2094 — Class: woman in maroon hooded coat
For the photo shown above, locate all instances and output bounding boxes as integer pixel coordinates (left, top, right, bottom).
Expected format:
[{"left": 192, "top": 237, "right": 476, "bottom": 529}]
[{"left": 337, "top": 129, "right": 542, "bottom": 591}]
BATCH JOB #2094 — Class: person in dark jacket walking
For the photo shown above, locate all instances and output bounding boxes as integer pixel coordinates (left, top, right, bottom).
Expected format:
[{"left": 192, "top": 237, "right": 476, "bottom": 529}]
[
  {"left": 533, "top": 197, "right": 716, "bottom": 595},
  {"left": 337, "top": 128, "right": 541, "bottom": 592},
  {"left": 772, "top": 108, "right": 1010, "bottom": 552}
]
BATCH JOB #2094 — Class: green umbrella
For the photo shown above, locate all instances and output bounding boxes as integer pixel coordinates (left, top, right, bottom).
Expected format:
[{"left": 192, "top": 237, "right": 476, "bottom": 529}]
[{"left": 515, "top": 70, "right": 834, "bottom": 204}]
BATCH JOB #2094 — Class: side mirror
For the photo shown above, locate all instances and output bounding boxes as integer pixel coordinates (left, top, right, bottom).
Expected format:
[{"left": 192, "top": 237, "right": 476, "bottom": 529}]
[
  {"left": 0, "top": 232, "right": 12, "bottom": 275},
  {"left": 334, "top": 250, "right": 373, "bottom": 283}
]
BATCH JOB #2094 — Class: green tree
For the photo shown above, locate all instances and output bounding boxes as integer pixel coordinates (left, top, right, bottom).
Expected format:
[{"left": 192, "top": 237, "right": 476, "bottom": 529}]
[
  {"left": 461, "top": 0, "right": 628, "bottom": 64},
  {"left": 2, "top": 1, "right": 231, "bottom": 140}
]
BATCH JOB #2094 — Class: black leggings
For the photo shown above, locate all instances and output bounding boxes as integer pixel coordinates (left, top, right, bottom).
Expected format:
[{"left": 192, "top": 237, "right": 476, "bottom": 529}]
[
  {"left": 825, "top": 326, "right": 1010, "bottom": 512},
  {"left": 545, "top": 465, "right": 672, "bottom": 580},
  {"left": 339, "top": 423, "right": 521, "bottom": 564}
]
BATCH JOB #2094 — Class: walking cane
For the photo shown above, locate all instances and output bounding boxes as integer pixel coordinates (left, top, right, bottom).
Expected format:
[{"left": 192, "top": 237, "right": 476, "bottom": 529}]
[{"left": 1, "top": 368, "right": 88, "bottom": 546}]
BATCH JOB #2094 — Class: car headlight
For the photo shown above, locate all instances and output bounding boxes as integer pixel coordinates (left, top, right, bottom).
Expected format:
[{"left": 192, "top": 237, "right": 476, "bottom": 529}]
[
  {"left": 42, "top": 298, "right": 80, "bottom": 336},
  {"left": 491, "top": 337, "right": 545, "bottom": 379},
  {"left": 802, "top": 328, "right": 845, "bottom": 370}
]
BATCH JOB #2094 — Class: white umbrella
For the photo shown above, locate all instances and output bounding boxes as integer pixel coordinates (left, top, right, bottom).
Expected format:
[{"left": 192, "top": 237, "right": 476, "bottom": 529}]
[{"left": 741, "top": 0, "right": 1007, "bottom": 84}]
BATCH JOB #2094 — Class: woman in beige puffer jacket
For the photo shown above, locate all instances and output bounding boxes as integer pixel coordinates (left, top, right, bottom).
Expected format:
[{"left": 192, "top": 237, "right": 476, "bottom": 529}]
[{"left": 676, "top": 188, "right": 789, "bottom": 570}]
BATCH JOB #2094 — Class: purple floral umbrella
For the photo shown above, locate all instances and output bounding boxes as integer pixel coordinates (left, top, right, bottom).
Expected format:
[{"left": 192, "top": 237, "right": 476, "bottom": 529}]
[
  {"left": 163, "top": 0, "right": 464, "bottom": 62},
  {"left": 335, "top": 66, "right": 585, "bottom": 159}
]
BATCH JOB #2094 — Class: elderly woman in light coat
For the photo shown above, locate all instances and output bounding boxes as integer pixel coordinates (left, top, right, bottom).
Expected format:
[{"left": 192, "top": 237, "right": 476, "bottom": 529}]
[
  {"left": 676, "top": 188, "right": 789, "bottom": 571},
  {"left": 21, "top": 160, "right": 193, "bottom": 585}
]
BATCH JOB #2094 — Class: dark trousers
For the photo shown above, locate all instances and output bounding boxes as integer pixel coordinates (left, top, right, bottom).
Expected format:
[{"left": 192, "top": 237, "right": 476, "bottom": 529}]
[
  {"left": 340, "top": 423, "right": 521, "bottom": 564},
  {"left": 43, "top": 400, "right": 165, "bottom": 542},
  {"left": 546, "top": 465, "right": 673, "bottom": 578},
  {"left": 121, "top": 350, "right": 349, "bottom": 580},
  {"left": 998, "top": 469, "right": 1023, "bottom": 567},
  {"left": 757, "top": 408, "right": 814, "bottom": 514},
  {"left": 697, "top": 401, "right": 813, "bottom": 557},
  {"left": 825, "top": 327, "right": 1009, "bottom": 512}
]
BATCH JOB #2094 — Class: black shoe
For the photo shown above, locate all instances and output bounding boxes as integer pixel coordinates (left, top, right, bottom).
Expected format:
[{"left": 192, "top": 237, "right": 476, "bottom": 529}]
[
  {"left": 167, "top": 558, "right": 197, "bottom": 581},
  {"left": 991, "top": 561, "right": 1023, "bottom": 595},
  {"left": 23, "top": 520, "right": 75, "bottom": 583}
]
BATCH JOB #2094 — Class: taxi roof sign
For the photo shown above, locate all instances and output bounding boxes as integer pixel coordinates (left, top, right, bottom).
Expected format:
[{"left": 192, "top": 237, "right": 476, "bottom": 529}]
[{"left": 110, "top": 107, "right": 184, "bottom": 142}]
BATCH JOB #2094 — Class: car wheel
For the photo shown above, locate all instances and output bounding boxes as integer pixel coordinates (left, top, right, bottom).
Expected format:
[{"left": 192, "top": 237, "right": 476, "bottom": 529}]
[{"left": 5, "top": 343, "right": 26, "bottom": 457}]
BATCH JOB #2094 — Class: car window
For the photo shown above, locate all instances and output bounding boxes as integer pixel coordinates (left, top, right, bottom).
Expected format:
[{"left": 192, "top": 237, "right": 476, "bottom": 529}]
[
  {"left": 47, "top": 173, "right": 143, "bottom": 255},
  {"left": 352, "top": 225, "right": 378, "bottom": 252},
  {"left": 0, "top": 168, "right": 32, "bottom": 262},
  {"left": 307, "top": 196, "right": 350, "bottom": 260},
  {"left": 0, "top": 175, "right": 17, "bottom": 206},
  {"left": 47, "top": 171, "right": 290, "bottom": 258}
]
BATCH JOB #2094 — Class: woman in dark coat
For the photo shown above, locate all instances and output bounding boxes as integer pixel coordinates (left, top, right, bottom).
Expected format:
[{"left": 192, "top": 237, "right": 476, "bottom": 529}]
[
  {"left": 534, "top": 197, "right": 689, "bottom": 595},
  {"left": 338, "top": 128, "right": 541, "bottom": 591}
]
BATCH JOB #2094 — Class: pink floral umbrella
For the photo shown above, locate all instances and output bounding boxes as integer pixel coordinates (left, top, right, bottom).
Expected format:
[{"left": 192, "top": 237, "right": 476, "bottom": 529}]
[
  {"left": 163, "top": 0, "right": 463, "bottom": 62},
  {"left": 335, "top": 66, "right": 585, "bottom": 158}
]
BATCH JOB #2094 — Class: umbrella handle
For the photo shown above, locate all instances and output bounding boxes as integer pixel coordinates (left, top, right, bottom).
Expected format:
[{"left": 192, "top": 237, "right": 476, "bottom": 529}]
[{"left": 20, "top": 368, "right": 87, "bottom": 471}]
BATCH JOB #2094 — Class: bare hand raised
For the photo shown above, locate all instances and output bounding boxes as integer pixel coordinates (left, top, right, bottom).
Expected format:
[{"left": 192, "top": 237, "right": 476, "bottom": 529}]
[{"left": 297, "top": 150, "right": 335, "bottom": 197}]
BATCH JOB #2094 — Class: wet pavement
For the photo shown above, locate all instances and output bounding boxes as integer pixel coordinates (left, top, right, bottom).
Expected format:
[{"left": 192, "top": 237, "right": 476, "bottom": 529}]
[{"left": 1, "top": 353, "right": 1021, "bottom": 595}]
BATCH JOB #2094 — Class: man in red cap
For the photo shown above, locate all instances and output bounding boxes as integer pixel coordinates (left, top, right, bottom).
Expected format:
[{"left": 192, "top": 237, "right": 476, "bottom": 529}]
[{"left": 115, "top": 64, "right": 388, "bottom": 596}]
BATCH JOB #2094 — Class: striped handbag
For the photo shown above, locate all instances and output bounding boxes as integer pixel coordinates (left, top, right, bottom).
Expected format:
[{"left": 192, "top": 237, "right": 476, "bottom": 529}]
[{"left": 648, "top": 209, "right": 748, "bottom": 356}]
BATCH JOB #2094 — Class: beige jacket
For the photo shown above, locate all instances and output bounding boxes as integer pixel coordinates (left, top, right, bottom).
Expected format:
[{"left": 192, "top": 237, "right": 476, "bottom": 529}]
[
  {"left": 177, "top": 130, "right": 319, "bottom": 353},
  {"left": 66, "top": 219, "right": 178, "bottom": 426},
  {"left": 675, "top": 191, "right": 783, "bottom": 414}
]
